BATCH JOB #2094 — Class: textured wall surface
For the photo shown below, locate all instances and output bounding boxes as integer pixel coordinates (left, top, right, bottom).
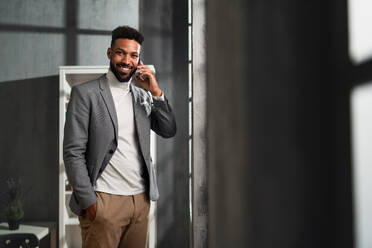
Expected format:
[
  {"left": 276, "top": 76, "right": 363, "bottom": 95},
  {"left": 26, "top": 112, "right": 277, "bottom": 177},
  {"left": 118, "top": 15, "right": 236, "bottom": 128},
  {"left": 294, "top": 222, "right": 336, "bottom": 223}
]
[
  {"left": 192, "top": 0, "right": 208, "bottom": 247},
  {"left": 0, "top": 76, "right": 59, "bottom": 222},
  {"left": 0, "top": 0, "right": 65, "bottom": 27},
  {"left": 0, "top": 0, "right": 138, "bottom": 83}
]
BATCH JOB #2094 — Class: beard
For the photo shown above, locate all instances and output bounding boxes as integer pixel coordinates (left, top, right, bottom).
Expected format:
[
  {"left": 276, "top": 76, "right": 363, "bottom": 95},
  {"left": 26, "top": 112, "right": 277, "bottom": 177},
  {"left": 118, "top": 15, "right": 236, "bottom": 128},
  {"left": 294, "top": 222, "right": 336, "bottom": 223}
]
[{"left": 110, "top": 61, "right": 136, "bottom": 82}]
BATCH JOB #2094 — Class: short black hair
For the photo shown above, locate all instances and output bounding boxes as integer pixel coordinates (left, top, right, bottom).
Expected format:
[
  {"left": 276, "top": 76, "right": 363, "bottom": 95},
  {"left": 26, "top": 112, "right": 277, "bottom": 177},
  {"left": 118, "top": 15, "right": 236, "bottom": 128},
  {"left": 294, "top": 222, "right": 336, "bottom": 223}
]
[{"left": 111, "top": 26, "right": 144, "bottom": 47}]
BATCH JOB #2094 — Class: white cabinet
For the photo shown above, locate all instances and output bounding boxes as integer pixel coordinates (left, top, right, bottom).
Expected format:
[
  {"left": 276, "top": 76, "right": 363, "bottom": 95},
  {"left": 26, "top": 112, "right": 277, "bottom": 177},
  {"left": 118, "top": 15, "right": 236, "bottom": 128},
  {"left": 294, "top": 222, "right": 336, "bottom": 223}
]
[
  {"left": 59, "top": 66, "right": 157, "bottom": 248},
  {"left": 59, "top": 66, "right": 109, "bottom": 248}
]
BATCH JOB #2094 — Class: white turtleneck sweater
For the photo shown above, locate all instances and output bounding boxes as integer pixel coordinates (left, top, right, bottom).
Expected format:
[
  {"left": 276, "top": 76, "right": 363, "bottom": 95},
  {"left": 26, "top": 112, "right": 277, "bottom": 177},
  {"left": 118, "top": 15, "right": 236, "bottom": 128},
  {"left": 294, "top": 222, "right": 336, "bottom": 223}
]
[{"left": 94, "top": 70, "right": 163, "bottom": 195}]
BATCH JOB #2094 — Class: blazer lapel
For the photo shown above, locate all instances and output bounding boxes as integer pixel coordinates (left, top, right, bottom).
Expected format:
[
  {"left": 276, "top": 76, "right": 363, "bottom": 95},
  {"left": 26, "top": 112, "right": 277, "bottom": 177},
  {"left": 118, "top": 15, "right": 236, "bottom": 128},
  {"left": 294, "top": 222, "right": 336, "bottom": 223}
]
[
  {"left": 130, "top": 84, "right": 150, "bottom": 160},
  {"left": 99, "top": 75, "right": 118, "bottom": 142}
]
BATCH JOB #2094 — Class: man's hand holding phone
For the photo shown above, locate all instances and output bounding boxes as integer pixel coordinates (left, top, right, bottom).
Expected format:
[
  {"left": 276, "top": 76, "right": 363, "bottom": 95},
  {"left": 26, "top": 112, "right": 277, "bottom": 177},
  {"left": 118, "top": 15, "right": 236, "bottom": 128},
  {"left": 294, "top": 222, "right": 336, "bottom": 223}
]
[{"left": 134, "top": 61, "right": 162, "bottom": 97}]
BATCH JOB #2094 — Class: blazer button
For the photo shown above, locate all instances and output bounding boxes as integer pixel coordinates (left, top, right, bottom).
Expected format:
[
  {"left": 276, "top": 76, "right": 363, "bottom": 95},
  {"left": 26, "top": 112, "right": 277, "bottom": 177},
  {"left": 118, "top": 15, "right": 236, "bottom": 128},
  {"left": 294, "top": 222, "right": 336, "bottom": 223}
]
[{"left": 109, "top": 149, "right": 114, "bottom": 154}]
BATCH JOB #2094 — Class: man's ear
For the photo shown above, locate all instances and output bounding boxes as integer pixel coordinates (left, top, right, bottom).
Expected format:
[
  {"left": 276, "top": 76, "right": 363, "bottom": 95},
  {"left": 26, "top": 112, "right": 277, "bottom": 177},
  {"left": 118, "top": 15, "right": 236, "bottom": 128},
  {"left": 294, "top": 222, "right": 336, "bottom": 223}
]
[{"left": 107, "top": 47, "right": 112, "bottom": 59}]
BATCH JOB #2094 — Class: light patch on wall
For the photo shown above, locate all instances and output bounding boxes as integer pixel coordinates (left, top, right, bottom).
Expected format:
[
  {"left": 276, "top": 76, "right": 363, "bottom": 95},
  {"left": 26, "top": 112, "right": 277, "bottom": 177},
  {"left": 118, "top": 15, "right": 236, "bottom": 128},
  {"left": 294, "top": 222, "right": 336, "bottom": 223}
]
[
  {"left": 0, "top": 32, "right": 64, "bottom": 82},
  {"left": 348, "top": 0, "right": 372, "bottom": 64},
  {"left": 351, "top": 82, "right": 372, "bottom": 248},
  {"left": 0, "top": 0, "right": 65, "bottom": 27},
  {"left": 78, "top": 0, "right": 139, "bottom": 30},
  {"left": 77, "top": 34, "right": 111, "bottom": 65}
]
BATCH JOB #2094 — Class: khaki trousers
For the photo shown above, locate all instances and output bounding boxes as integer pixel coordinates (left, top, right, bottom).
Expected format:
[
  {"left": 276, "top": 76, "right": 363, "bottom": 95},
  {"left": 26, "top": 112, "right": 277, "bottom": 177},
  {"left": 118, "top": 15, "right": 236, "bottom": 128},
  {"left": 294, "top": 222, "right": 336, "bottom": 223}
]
[{"left": 78, "top": 191, "right": 150, "bottom": 248}]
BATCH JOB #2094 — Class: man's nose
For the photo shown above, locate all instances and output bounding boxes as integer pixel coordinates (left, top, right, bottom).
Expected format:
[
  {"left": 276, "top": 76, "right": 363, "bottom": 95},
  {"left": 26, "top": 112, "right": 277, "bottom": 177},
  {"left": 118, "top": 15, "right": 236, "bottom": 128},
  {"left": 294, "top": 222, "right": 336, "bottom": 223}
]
[{"left": 122, "top": 55, "right": 130, "bottom": 64}]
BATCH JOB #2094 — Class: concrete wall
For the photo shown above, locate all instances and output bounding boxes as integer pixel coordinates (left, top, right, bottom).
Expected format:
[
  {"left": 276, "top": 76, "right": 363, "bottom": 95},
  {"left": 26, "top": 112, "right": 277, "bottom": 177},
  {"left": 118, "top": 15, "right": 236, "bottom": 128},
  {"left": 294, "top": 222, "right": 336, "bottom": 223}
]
[
  {"left": 0, "top": 0, "right": 138, "bottom": 83},
  {"left": 192, "top": 0, "right": 208, "bottom": 247}
]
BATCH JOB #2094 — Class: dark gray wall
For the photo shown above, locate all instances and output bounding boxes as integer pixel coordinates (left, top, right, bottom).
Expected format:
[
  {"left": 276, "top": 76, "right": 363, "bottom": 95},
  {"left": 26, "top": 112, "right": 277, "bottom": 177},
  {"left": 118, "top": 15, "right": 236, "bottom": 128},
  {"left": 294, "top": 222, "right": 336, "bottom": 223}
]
[
  {"left": 207, "top": 0, "right": 354, "bottom": 247},
  {"left": 140, "top": 0, "right": 190, "bottom": 247},
  {"left": 0, "top": 76, "right": 59, "bottom": 222}
]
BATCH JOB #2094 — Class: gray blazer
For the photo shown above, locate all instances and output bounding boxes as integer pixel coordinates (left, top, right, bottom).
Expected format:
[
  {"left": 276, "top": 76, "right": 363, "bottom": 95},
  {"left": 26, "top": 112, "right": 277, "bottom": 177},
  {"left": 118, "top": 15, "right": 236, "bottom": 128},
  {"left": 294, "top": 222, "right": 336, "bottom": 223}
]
[{"left": 63, "top": 74, "right": 176, "bottom": 215}]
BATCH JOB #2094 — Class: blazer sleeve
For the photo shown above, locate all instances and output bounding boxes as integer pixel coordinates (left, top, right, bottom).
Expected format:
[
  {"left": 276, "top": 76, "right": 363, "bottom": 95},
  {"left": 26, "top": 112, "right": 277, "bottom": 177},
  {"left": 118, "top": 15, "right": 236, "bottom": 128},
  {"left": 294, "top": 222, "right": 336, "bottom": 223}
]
[
  {"left": 150, "top": 95, "right": 177, "bottom": 138},
  {"left": 63, "top": 86, "right": 96, "bottom": 210}
]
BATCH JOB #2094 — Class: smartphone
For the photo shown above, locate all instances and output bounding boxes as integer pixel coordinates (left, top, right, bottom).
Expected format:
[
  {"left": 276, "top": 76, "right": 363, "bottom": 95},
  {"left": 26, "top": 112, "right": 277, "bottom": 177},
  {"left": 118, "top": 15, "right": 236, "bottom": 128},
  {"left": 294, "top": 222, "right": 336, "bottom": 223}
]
[{"left": 131, "top": 60, "right": 156, "bottom": 89}]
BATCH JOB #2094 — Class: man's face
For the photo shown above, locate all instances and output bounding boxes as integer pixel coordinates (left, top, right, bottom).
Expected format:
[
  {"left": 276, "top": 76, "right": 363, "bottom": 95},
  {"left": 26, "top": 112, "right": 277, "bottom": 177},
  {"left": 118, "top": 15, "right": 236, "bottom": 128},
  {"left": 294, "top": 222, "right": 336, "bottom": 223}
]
[{"left": 107, "top": 38, "right": 141, "bottom": 82}]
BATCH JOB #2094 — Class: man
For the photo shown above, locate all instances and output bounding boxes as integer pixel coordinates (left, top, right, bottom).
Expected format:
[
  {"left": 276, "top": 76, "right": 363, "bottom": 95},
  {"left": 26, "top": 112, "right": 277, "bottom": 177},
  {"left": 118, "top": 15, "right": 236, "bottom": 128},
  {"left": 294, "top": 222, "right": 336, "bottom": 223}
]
[{"left": 63, "top": 26, "right": 176, "bottom": 248}]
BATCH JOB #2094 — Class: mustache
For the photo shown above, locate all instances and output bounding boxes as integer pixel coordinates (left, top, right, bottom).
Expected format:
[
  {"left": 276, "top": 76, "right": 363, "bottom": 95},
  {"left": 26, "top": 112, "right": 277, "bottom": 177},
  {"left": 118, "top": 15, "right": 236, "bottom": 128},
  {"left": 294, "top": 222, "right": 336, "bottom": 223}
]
[{"left": 116, "top": 63, "right": 134, "bottom": 69}]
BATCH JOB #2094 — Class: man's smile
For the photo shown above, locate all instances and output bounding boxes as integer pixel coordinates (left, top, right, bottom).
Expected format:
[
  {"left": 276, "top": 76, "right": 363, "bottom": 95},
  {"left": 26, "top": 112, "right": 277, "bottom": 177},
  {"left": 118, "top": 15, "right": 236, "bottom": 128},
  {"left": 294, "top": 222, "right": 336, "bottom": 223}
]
[{"left": 117, "top": 64, "right": 133, "bottom": 74}]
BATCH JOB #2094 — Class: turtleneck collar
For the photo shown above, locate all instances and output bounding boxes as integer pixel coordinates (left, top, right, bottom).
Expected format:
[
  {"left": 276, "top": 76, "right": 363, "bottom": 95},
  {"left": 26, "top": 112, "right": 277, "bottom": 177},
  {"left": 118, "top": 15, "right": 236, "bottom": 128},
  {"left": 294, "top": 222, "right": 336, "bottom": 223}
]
[{"left": 106, "top": 69, "right": 132, "bottom": 92}]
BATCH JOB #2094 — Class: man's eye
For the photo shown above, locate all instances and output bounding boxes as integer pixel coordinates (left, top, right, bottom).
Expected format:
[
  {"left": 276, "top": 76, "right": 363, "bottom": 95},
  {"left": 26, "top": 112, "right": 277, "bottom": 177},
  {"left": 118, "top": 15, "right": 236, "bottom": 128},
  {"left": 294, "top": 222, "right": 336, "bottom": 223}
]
[
  {"left": 116, "top": 51, "right": 123, "bottom": 55},
  {"left": 132, "top": 55, "right": 138, "bottom": 58}
]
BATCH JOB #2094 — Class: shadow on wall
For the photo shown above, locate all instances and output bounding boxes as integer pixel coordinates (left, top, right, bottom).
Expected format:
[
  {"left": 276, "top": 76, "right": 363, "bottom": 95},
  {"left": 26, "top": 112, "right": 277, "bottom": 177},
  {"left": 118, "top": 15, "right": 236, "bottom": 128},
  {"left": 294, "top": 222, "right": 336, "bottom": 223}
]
[{"left": 0, "top": 76, "right": 59, "bottom": 223}]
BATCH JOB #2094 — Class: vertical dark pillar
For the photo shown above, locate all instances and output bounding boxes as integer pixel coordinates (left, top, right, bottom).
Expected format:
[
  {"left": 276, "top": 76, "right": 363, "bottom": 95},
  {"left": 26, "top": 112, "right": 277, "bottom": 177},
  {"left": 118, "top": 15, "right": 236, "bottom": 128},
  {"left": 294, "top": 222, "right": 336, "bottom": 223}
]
[
  {"left": 0, "top": 76, "right": 59, "bottom": 223},
  {"left": 328, "top": 0, "right": 354, "bottom": 247},
  {"left": 207, "top": 1, "right": 251, "bottom": 247},
  {"left": 65, "top": 0, "right": 78, "bottom": 65},
  {"left": 207, "top": 0, "right": 353, "bottom": 247}
]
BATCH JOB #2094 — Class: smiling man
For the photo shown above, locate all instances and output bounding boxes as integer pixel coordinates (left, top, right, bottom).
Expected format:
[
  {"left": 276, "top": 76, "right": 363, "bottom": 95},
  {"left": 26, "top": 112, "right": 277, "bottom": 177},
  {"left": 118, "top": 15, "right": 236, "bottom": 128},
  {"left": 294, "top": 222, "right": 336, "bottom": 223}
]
[{"left": 63, "top": 26, "right": 177, "bottom": 248}]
